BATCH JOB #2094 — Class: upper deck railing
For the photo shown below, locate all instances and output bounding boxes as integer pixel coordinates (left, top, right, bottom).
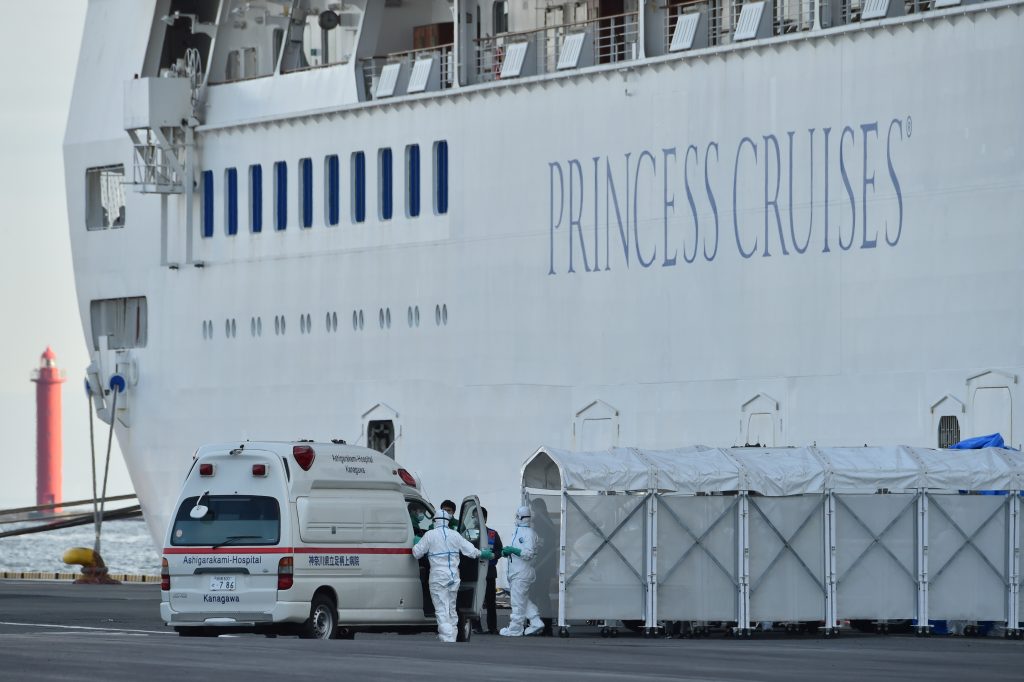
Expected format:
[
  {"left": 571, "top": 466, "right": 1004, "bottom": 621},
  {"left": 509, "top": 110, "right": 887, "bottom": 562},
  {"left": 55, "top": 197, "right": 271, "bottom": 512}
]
[
  {"left": 475, "top": 11, "right": 639, "bottom": 85},
  {"left": 192, "top": 0, "right": 993, "bottom": 104},
  {"left": 360, "top": 43, "right": 455, "bottom": 102}
]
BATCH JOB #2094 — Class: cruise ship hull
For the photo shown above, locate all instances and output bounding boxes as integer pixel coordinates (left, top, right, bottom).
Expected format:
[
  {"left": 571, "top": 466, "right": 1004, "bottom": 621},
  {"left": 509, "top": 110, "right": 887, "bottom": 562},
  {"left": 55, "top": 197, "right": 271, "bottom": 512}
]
[{"left": 64, "top": 1, "right": 1024, "bottom": 544}]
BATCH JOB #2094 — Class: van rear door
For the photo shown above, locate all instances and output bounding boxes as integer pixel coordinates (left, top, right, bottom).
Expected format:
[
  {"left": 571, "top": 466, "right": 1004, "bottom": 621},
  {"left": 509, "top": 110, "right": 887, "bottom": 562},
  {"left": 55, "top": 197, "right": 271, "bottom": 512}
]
[
  {"left": 165, "top": 494, "right": 283, "bottom": 622},
  {"left": 456, "top": 496, "right": 488, "bottom": 625}
]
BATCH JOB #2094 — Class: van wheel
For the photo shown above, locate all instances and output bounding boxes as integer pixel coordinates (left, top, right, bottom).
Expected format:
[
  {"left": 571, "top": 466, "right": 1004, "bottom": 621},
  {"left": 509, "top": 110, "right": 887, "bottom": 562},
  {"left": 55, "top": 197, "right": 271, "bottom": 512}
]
[
  {"left": 456, "top": 615, "right": 472, "bottom": 643},
  {"left": 300, "top": 594, "right": 337, "bottom": 640}
]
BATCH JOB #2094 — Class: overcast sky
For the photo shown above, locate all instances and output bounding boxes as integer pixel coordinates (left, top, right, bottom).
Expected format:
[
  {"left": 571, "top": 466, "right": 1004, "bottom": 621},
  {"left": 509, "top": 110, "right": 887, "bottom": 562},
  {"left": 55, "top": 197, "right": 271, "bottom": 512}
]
[{"left": 0, "top": 2, "right": 132, "bottom": 510}]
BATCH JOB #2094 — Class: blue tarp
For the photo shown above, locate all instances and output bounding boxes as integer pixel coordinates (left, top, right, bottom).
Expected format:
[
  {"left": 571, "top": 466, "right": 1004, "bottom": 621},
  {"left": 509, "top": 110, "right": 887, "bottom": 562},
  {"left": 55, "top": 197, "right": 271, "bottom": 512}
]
[{"left": 951, "top": 433, "right": 1005, "bottom": 449}]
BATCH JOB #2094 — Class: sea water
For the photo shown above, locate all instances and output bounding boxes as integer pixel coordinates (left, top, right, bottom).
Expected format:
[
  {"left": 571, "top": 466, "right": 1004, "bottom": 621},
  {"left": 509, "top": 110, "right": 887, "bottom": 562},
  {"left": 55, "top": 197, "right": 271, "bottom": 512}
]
[{"left": 0, "top": 518, "right": 159, "bottom": 575}]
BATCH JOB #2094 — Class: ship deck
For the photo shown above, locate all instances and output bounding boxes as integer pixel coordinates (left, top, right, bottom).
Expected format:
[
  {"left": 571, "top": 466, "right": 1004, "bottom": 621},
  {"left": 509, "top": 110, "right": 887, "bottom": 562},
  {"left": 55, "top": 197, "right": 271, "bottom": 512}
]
[{"left": 0, "top": 581, "right": 1018, "bottom": 681}]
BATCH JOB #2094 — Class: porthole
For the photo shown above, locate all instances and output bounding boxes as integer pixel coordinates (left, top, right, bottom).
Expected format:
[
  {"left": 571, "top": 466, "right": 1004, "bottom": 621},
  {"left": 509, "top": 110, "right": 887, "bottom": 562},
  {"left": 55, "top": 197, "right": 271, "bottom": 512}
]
[
  {"left": 378, "top": 308, "right": 385, "bottom": 329},
  {"left": 386, "top": 307, "right": 391, "bottom": 328},
  {"left": 415, "top": 306, "right": 420, "bottom": 327},
  {"left": 442, "top": 304, "right": 448, "bottom": 325},
  {"left": 407, "top": 306, "right": 413, "bottom": 328},
  {"left": 435, "top": 304, "right": 441, "bottom": 326}
]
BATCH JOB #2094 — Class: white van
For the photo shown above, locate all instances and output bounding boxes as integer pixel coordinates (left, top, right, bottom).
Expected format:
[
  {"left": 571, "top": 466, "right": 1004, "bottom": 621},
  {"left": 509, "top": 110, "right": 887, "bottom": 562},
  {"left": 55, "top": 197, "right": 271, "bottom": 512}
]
[{"left": 160, "top": 441, "right": 488, "bottom": 640}]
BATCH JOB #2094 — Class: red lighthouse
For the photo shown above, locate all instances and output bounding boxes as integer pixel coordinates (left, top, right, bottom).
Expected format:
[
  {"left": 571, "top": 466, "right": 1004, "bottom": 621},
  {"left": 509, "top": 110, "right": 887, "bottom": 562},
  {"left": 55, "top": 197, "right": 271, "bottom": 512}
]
[{"left": 31, "top": 347, "right": 65, "bottom": 511}]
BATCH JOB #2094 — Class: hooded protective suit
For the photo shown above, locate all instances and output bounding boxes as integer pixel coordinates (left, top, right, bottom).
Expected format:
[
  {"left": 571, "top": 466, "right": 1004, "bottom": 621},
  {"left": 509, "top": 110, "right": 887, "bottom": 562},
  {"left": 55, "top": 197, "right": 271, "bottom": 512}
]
[
  {"left": 411, "top": 509, "right": 481, "bottom": 642},
  {"left": 500, "top": 506, "right": 544, "bottom": 636}
]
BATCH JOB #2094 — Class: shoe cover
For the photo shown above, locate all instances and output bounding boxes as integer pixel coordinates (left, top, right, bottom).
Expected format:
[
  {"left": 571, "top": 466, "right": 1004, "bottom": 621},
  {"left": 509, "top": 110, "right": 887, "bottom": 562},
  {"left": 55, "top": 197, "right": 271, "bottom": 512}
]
[
  {"left": 524, "top": 621, "right": 544, "bottom": 636},
  {"left": 499, "top": 626, "right": 523, "bottom": 637}
]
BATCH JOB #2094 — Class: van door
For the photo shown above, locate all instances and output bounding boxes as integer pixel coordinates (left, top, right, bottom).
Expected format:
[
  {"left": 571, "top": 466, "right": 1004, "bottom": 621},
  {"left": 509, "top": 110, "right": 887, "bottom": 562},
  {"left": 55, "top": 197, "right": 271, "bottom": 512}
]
[
  {"left": 455, "top": 496, "right": 487, "bottom": 640},
  {"left": 166, "top": 494, "right": 283, "bottom": 621}
]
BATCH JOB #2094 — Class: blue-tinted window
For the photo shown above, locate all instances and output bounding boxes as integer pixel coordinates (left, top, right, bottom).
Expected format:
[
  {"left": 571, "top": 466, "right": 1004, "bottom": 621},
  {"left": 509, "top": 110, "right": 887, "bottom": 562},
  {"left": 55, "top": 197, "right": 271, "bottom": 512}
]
[
  {"left": 274, "top": 161, "right": 287, "bottom": 231},
  {"left": 225, "top": 168, "right": 238, "bottom": 236},
  {"left": 406, "top": 145, "right": 420, "bottom": 218},
  {"left": 379, "top": 148, "right": 393, "bottom": 221},
  {"left": 202, "top": 170, "right": 214, "bottom": 238},
  {"left": 250, "top": 164, "right": 263, "bottom": 233},
  {"left": 300, "top": 157, "right": 313, "bottom": 228},
  {"left": 352, "top": 152, "right": 365, "bottom": 224},
  {"left": 434, "top": 140, "right": 448, "bottom": 215},
  {"left": 325, "top": 155, "right": 340, "bottom": 226}
]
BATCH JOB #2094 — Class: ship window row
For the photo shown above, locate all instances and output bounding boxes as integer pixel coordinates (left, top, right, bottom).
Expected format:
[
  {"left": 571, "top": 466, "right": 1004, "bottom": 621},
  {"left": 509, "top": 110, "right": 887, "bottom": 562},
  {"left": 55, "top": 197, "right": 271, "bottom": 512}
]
[
  {"left": 201, "top": 141, "right": 449, "bottom": 238},
  {"left": 202, "top": 304, "right": 448, "bottom": 340}
]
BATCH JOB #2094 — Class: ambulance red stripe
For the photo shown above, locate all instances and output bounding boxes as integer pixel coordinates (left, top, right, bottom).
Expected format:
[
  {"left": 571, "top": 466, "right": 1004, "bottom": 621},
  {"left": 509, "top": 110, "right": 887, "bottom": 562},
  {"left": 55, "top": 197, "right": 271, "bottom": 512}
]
[{"left": 163, "top": 547, "right": 412, "bottom": 555}]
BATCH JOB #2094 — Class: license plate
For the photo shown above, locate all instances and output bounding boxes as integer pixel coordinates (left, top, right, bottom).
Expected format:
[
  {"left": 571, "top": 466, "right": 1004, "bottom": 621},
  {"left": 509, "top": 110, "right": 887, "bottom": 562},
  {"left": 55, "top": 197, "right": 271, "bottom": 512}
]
[{"left": 209, "top": 576, "right": 236, "bottom": 591}]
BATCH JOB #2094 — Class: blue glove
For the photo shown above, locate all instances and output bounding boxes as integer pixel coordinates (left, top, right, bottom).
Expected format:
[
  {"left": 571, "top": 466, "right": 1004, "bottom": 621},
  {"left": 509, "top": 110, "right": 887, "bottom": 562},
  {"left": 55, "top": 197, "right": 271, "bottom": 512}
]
[
  {"left": 413, "top": 535, "right": 421, "bottom": 546},
  {"left": 502, "top": 546, "right": 522, "bottom": 557},
  {"left": 479, "top": 549, "right": 494, "bottom": 560}
]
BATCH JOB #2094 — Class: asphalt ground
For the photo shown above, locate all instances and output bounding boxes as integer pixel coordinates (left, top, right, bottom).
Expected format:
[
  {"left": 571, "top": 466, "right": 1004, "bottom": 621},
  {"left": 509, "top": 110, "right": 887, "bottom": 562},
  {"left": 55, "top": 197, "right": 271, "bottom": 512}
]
[{"left": 0, "top": 581, "right": 1019, "bottom": 681}]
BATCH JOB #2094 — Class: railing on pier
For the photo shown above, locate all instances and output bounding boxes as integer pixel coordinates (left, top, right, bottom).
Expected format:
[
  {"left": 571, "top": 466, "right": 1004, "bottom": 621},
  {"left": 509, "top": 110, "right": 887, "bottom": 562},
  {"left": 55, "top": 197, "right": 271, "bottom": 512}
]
[
  {"left": 0, "top": 494, "right": 141, "bottom": 538},
  {"left": 476, "top": 11, "right": 639, "bottom": 84}
]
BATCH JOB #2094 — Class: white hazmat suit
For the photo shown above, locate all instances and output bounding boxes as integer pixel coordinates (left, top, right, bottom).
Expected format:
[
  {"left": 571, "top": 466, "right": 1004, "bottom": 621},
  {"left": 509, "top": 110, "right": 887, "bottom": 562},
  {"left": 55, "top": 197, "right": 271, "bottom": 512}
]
[
  {"left": 500, "top": 506, "right": 544, "bottom": 637},
  {"left": 411, "top": 510, "right": 482, "bottom": 642}
]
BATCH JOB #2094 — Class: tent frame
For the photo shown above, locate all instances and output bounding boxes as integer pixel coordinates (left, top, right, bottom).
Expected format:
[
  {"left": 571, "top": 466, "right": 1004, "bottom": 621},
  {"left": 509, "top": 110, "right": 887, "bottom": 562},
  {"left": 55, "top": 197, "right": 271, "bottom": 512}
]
[{"left": 523, "top": 447, "right": 1024, "bottom": 637}]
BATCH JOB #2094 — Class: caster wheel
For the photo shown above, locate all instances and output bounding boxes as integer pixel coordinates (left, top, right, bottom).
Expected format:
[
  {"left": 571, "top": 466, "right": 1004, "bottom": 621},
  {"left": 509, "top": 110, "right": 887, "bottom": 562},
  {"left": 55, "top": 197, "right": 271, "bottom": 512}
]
[
  {"left": 559, "top": 627, "right": 570, "bottom": 638},
  {"left": 610, "top": 628, "right": 619, "bottom": 638}
]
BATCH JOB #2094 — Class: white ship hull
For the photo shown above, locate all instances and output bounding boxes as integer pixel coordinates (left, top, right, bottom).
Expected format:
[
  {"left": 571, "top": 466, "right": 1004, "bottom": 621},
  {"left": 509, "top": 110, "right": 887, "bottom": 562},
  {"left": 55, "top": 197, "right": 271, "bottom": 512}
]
[{"left": 65, "top": 0, "right": 1024, "bottom": 544}]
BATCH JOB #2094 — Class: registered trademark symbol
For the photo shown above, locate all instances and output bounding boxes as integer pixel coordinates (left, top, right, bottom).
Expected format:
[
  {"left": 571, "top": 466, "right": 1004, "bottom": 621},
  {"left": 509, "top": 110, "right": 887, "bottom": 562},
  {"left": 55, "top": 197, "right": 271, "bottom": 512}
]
[{"left": 906, "top": 116, "right": 912, "bottom": 138}]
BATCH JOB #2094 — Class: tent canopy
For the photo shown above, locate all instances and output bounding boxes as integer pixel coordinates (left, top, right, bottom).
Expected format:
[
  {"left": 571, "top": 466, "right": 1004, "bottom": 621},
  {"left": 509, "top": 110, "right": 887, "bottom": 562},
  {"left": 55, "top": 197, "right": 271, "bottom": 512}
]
[{"left": 521, "top": 445, "right": 1024, "bottom": 495}]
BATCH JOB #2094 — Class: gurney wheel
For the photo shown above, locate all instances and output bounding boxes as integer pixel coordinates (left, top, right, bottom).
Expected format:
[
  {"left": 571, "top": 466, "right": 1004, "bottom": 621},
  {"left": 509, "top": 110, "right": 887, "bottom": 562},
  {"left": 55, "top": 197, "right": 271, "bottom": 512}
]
[
  {"left": 610, "top": 628, "right": 619, "bottom": 638},
  {"left": 559, "top": 627, "right": 570, "bottom": 638}
]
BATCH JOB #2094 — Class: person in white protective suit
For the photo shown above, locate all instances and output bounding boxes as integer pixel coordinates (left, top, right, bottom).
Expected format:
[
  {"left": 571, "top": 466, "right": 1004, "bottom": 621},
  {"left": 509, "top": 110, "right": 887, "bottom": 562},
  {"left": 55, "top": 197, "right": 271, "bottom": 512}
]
[
  {"left": 412, "top": 509, "right": 494, "bottom": 642},
  {"left": 499, "top": 506, "right": 544, "bottom": 637}
]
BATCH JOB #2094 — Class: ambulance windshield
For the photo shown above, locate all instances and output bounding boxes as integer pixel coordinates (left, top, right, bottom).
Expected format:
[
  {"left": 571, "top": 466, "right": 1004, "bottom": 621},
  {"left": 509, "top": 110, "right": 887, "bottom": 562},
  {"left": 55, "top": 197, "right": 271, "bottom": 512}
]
[{"left": 170, "top": 495, "right": 281, "bottom": 546}]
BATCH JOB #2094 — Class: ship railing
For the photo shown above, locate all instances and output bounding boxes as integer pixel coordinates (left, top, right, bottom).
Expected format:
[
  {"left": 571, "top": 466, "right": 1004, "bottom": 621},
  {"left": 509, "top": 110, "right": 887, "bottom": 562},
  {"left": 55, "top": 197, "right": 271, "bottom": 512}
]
[
  {"left": 359, "top": 43, "right": 454, "bottom": 101},
  {"left": 837, "top": 0, "right": 935, "bottom": 25},
  {"left": 475, "top": 11, "right": 639, "bottom": 84},
  {"left": 663, "top": 0, "right": 817, "bottom": 49}
]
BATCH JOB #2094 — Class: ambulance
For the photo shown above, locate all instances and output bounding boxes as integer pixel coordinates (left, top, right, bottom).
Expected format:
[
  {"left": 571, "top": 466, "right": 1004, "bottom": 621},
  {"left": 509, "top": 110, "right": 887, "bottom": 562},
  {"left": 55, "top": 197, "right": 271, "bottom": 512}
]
[{"left": 160, "top": 441, "right": 488, "bottom": 640}]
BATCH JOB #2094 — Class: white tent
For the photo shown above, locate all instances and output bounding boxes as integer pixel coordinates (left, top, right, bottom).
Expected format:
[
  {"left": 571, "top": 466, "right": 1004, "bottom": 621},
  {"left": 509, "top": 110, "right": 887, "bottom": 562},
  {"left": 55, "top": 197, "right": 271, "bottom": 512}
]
[{"left": 521, "top": 445, "right": 1024, "bottom": 636}]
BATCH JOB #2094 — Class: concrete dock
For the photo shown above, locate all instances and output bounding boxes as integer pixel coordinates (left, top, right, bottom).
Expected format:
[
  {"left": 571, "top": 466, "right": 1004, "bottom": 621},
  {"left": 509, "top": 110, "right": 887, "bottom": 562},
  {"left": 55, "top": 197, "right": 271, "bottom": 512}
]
[{"left": 0, "top": 580, "right": 1018, "bottom": 681}]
